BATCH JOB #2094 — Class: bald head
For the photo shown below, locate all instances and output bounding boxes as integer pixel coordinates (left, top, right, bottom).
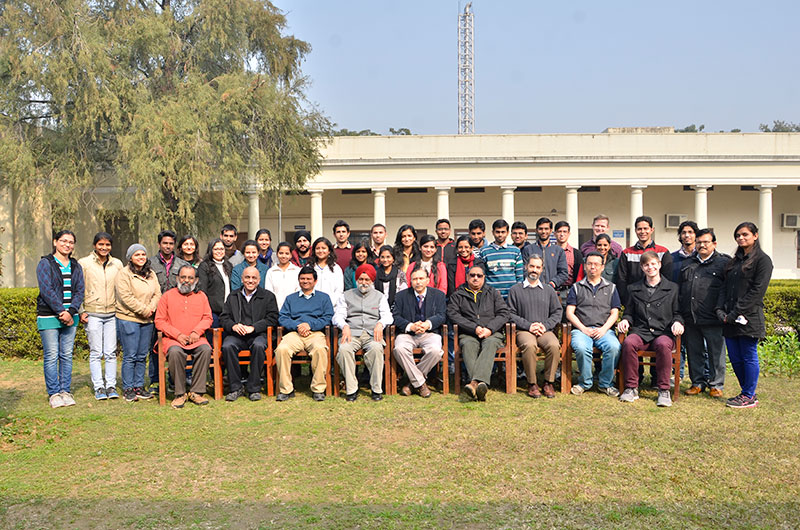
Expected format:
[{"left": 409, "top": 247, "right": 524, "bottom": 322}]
[{"left": 241, "top": 266, "right": 261, "bottom": 294}]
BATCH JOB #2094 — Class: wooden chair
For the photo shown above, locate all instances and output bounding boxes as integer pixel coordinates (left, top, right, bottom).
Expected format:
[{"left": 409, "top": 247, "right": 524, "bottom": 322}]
[
  {"left": 331, "top": 327, "right": 392, "bottom": 397},
  {"left": 562, "top": 323, "right": 624, "bottom": 392},
  {"left": 619, "top": 332, "right": 682, "bottom": 402},
  {"left": 213, "top": 327, "right": 275, "bottom": 397},
  {"left": 453, "top": 322, "right": 515, "bottom": 394},
  {"left": 157, "top": 331, "right": 223, "bottom": 405},
  {"left": 274, "top": 326, "right": 332, "bottom": 396},
  {"left": 386, "top": 324, "right": 449, "bottom": 395},
  {"left": 510, "top": 322, "right": 571, "bottom": 395}
]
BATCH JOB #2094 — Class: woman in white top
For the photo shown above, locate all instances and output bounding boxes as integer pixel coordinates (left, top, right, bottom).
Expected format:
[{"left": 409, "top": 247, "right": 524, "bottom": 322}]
[
  {"left": 309, "top": 237, "right": 344, "bottom": 303},
  {"left": 264, "top": 242, "right": 301, "bottom": 310}
]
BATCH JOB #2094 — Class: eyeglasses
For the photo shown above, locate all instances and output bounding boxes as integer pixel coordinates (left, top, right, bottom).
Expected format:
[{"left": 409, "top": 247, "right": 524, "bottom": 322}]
[
  {"left": 468, "top": 273, "right": 484, "bottom": 278},
  {"left": 696, "top": 240, "right": 714, "bottom": 246},
  {"left": 57, "top": 239, "right": 75, "bottom": 245}
]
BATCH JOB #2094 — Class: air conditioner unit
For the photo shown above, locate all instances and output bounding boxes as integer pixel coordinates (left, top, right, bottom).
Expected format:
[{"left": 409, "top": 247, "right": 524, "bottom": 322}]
[
  {"left": 782, "top": 213, "right": 800, "bottom": 229},
  {"left": 665, "top": 213, "right": 688, "bottom": 230}
]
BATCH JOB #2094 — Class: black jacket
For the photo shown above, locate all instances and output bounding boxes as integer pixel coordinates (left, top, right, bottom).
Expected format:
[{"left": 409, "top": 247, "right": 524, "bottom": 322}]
[
  {"left": 198, "top": 260, "right": 230, "bottom": 315},
  {"left": 447, "top": 283, "right": 510, "bottom": 337},
  {"left": 392, "top": 287, "right": 447, "bottom": 335},
  {"left": 678, "top": 251, "right": 730, "bottom": 326},
  {"left": 220, "top": 287, "right": 279, "bottom": 336},
  {"left": 715, "top": 247, "right": 773, "bottom": 339},
  {"left": 621, "top": 278, "right": 683, "bottom": 343}
]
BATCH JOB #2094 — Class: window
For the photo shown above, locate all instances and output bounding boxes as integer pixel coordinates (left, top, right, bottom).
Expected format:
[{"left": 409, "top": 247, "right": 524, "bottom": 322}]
[
  {"left": 517, "top": 186, "right": 542, "bottom": 192},
  {"left": 455, "top": 187, "right": 485, "bottom": 193},
  {"left": 341, "top": 189, "right": 370, "bottom": 195},
  {"left": 578, "top": 186, "right": 601, "bottom": 192},
  {"left": 397, "top": 188, "right": 427, "bottom": 193}
]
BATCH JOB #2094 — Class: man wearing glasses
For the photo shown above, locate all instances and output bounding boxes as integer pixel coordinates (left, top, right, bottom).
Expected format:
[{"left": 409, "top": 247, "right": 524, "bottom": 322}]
[
  {"left": 677, "top": 229, "right": 730, "bottom": 398},
  {"left": 447, "top": 265, "right": 510, "bottom": 401}
]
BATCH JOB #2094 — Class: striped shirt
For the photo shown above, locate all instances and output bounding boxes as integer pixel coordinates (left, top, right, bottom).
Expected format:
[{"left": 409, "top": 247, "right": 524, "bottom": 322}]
[
  {"left": 37, "top": 256, "right": 77, "bottom": 330},
  {"left": 477, "top": 243, "right": 524, "bottom": 300}
]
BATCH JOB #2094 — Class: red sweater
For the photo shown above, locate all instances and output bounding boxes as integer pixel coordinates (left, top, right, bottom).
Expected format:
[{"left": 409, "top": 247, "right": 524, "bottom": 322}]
[{"left": 155, "top": 289, "right": 213, "bottom": 352}]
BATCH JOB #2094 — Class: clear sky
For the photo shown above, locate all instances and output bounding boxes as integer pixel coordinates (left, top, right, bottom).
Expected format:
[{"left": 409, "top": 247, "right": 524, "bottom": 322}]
[{"left": 272, "top": 1, "right": 800, "bottom": 135}]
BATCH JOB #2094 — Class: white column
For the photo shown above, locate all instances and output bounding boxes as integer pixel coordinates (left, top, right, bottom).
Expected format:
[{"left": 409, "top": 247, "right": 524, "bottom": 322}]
[
  {"left": 758, "top": 185, "right": 776, "bottom": 258},
  {"left": 565, "top": 185, "right": 581, "bottom": 248},
  {"left": 372, "top": 188, "right": 386, "bottom": 226},
  {"left": 436, "top": 187, "right": 451, "bottom": 221},
  {"left": 309, "top": 189, "right": 323, "bottom": 241},
  {"left": 630, "top": 185, "right": 647, "bottom": 238},
  {"left": 247, "top": 190, "right": 260, "bottom": 238},
  {"left": 501, "top": 186, "right": 516, "bottom": 224},
  {"left": 0, "top": 187, "right": 16, "bottom": 287},
  {"left": 694, "top": 185, "right": 711, "bottom": 229}
]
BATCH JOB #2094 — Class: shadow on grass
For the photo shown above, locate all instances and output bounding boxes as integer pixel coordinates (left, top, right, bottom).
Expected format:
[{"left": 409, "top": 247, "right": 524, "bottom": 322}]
[
  {"left": 0, "top": 387, "right": 23, "bottom": 423},
  {"left": 1, "top": 498, "right": 798, "bottom": 529}
]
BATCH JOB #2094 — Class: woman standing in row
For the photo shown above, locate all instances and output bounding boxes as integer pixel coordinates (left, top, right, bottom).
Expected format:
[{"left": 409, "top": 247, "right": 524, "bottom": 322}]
[
  {"left": 407, "top": 234, "right": 447, "bottom": 294},
  {"left": 344, "top": 241, "right": 375, "bottom": 291},
  {"left": 310, "top": 237, "right": 344, "bottom": 302},
  {"left": 393, "top": 225, "right": 420, "bottom": 273},
  {"left": 264, "top": 242, "right": 301, "bottom": 310},
  {"left": 374, "top": 245, "right": 406, "bottom": 308},
  {"left": 177, "top": 235, "right": 201, "bottom": 268},
  {"left": 198, "top": 239, "right": 232, "bottom": 330}
]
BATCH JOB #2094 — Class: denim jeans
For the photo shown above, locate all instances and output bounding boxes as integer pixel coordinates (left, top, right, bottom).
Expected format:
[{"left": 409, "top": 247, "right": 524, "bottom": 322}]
[
  {"left": 40, "top": 326, "right": 78, "bottom": 396},
  {"left": 86, "top": 315, "right": 117, "bottom": 390},
  {"left": 117, "top": 319, "right": 154, "bottom": 390},
  {"left": 726, "top": 336, "right": 760, "bottom": 398},
  {"left": 570, "top": 329, "right": 620, "bottom": 390}
]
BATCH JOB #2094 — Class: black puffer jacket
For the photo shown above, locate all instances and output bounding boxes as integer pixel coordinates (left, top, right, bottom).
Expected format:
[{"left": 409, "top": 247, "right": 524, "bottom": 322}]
[
  {"left": 447, "top": 283, "right": 509, "bottom": 337},
  {"left": 678, "top": 251, "right": 730, "bottom": 326},
  {"left": 715, "top": 247, "right": 773, "bottom": 339},
  {"left": 621, "top": 278, "right": 683, "bottom": 343}
]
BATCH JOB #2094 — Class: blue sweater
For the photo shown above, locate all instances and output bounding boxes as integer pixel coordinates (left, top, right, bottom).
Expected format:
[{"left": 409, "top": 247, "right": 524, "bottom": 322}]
[
  {"left": 230, "top": 260, "right": 270, "bottom": 292},
  {"left": 477, "top": 243, "right": 524, "bottom": 300},
  {"left": 278, "top": 290, "right": 334, "bottom": 332}
]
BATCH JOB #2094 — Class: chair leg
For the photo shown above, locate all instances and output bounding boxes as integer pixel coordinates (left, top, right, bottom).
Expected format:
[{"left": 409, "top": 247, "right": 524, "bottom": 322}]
[
  {"left": 454, "top": 349, "right": 462, "bottom": 394},
  {"left": 505, "top": 355, "right": 515, "bottom": 394},
  {"left": 158, "top": 343, "right": 166, "bottom": 406},
  {"left": 212, "top": 349, "right": 223, "bottom": 401},
  {"left": 265, "top": 350, "right": 274, "bottom": 397},
  {"left": 672, "top": 350, "right": 680, "bottom": 402}
]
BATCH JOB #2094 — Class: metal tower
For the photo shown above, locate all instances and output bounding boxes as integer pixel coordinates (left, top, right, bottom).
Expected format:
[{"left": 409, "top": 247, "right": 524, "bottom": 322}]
[{"left": 458, "top": 2, "right": 474, "bottom": 134}]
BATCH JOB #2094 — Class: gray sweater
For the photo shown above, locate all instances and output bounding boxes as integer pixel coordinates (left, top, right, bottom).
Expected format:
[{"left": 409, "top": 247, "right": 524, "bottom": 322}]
[{"left": 506, "top": 281, "right": 563, "bottom": 333}]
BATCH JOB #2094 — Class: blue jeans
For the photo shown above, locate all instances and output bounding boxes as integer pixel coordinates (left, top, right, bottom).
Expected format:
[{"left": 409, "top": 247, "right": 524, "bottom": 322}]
[
  {"left": 571, "top": 329, "right": 620, "bottom": 390},
  {"left": 86, "top": 315, "right": 117, "bottom": 390},
  {"left": 726, "top": 336, "right": 759, "bottom": 398},
  {"left": 117, "top": 319, "right": 154, "bottom": 390},
  {"left": 40, "top": 326, "right": 78, "bottom": 396}
]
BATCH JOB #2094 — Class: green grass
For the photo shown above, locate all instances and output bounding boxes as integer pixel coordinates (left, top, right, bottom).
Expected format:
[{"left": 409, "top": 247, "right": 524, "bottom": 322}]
[{"left": 1, "top": 358, "right": 799, "bottom": 529}]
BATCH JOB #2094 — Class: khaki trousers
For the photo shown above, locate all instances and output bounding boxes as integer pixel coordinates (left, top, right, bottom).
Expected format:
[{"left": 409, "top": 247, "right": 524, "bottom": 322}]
[
  {"left": 275, "top": 331, "right": 328, "bottom": 394},
  {"left": 336, "top": 331, "right": 385, "bottom": 395},
  {"left": 516, "top": 330, "right": 560, "bottom": 385},
  {"left": 167, "top": 344, "right": 212, "bottom": 396},
  {"left": 392, "top": 333, "right": 443, "bottom": 388}
]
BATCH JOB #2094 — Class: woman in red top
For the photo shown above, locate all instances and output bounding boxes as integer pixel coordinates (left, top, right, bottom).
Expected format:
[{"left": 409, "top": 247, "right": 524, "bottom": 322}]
[{"left": 407, "top": 234, "right": 447, "bottom": 294}]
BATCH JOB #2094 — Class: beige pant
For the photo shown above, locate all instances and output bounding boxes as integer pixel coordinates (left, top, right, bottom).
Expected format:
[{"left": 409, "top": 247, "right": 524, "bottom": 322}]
[
  {"left": 516, "top": 330, "right": 560, "bottom": 385},
  {"left": 392, "top": 332, "right": 443, "bottom": 388},
  {"left": 275, "top": 331, "right": 329, "bottom": 394},
  {"left": 336, "top": 331, "right": 385, "bottom": 395}
]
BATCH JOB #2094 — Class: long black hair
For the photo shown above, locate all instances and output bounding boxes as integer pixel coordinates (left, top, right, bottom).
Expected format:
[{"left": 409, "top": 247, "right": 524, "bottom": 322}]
[
  {"left": 349, "top": 239, "right": 375, "bottom": 269},
  {"left": 177, "top": 234, "right": 200, "bottom": 265},
  {"left": 310, "top": 237, "right": 337, "bottom": 272},
  {"left": 52, "top": 229, "right": 76, "bottom": 258},
  {"left": 416, "top": 234, "right": 443, "bottom": 285},
  {"left": 726, "top": 221, "right": 762, "bottom": 274},
  {"left": 393, "top": 224, "right": 420, "bottom": 264},
  {"left": 203, "top": 238, "right": 232, "bottom": 276}
]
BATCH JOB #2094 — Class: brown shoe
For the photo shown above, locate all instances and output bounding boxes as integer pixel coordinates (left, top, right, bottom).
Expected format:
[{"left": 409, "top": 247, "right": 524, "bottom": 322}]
[
  {"left": 399, "top": 385, "right": 412, "bottom": 397},
  {"left": 709, "top": 388, "right": 723, "bottom": 398},
  {"left": 464, "top": 381, "right": 478, "bottom": 401},
  {"left": 416, "top": 383, "right": 432, "bottom": 398},
  {"left": 527, "top": 383, "right": 542, "bottom": 399},
  {"left": 542, "top": 382, "right": 556, "bottom": 399},
  {"left": 171, "top": 394, "right": 187, "bottom": 409},
  {"left": 188, "top": 392, "right": 209, "bottom": 406},
  {"left": 686, "top": 386, "right": 703, "bottom": 396}
]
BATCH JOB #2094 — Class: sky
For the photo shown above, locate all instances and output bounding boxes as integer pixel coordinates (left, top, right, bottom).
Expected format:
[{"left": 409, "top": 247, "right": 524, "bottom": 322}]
[{"left": 272, "top": 1, "right": 800, "bottom": 135}]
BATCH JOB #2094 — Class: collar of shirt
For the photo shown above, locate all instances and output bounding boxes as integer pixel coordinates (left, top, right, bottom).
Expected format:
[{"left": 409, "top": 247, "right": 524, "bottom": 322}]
[
  {"left": 414, "top": 288, "right": 428, "bottom": 299},
  {"left": 300, "top": 289, "right": 316, "bottom": 300},
  {"left": 490, "top": 242, "right": 507, "bottom": 250},
  {"left": 523, "top": 278, "right": 543, "bottom": 289},
  {"left": 243, "top": 288, "right": 256, "bottom": 302},
  {"left": 337, "top": 242, "right": 351, "bottom": 249},
  {"left": 678, "top": 247, "right": 695, "bottom": 258},
  {"left": 465, "top": 287, "right": 483, "bottom": 302},
  {"left": 697, "top": 252, "right": 714, "bottom": 264},
  {"left": 634, "top": 240, "right": 655, "bottom": 251},
  {"left": 159, "top": 253, "right": 173, "bottom": 265}
]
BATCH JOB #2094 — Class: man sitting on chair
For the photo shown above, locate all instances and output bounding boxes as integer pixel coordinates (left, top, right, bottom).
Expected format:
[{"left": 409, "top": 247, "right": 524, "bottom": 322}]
[
  {"left": 274, "top": 266, "right": 334, "bottom": 402},
  {"left": 617, "top": 250, "right": 684, "bottom": 407},
  {"left": 220, "top": 266, "right": 279, "bottom": 402},
  {"left": 447, "top": 264, "right": 510, "bottom": 402},
  {"left": 333, "top": 264, "right": 393, "bottom": 402},
  {"left": 154, "top": 265, "right": 213, "bottom": 409},
  {"left": 507, "top": 255, "right": 563, "bottom": 399},
  {"left": 392, "top": 266, "right": 447, "bottom": 398}
]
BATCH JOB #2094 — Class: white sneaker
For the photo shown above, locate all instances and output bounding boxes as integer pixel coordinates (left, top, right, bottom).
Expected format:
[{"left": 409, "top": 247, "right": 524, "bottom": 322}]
[
  {"left": 657, "top": 389, "right": 673, "bottom": 407},
  {"left": 619, "top": 388, "right": 639, "bottom": 403},
  {"left": 570, "top": 385, "right": 585, "bottom": 395},
  {"left": 602, "top": 386, "right": 620, "bottom": 398},
  {"left": 60, "top": 392, "right": 76, "bottom": 406},
  {"left": 49, "top": 393, "right": 65, "bottom": 408}
]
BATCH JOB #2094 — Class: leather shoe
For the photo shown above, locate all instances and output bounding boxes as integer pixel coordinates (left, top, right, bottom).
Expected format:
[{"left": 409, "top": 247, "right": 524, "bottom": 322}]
[
  {"left": 542, "top": 382, "right": 556, "bottom": 399},
  {"left": 476, "top": 382, "right": 488, "bottom": 401},
  {"left": 686, "top": 386, "right": 703, "bottom": 396},
  {"left": 345, "top": 391, "right": 358, "bottom": 402},
  {"left": 399, "top": 385, "right": 412, "bottom": 397},
  {"left": 276, "top": 390, "right": 296, "bottom": 402},
  {"left": 312, "top": 392, "right": 326, "bottom": 402},
  {"left": 464, "top": 381, "right": 478, "bottom": 400},
  {"left": 248, "top": 392, "right": 261, "bottom": 401},
  {"left": 709, "top": 388, "right": 723, "bottom": 398},
  {"left": 416, "top": 383, "right": 432, "bottom": 398},
  {"left": 527, "top": 383, "right": 542, "bottom": 399},
  {"left": 371, "top": 391, "right": 383, "bottom": 401}
]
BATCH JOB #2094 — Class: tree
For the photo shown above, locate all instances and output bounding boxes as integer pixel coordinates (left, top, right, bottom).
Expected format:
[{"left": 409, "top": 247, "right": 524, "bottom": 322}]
[
  {"left": 675, "top": 124, "right": 705, "bottom": 133},
  {"left": 332, "top": 128, "right": 380, "bottom": 136},
  {"left": 759, "top": 120, "right": 800, "bottom": 132},
  {"left": 389, "top": 127, "right": 412, "bottom": 135},
  {"left": 0, "top": 0, "right": 328, "bottom": 236}
]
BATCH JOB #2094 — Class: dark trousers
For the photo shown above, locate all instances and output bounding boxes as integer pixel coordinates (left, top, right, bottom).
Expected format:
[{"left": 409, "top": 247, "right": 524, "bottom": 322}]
[
  {"left": 460, "top": 332, "right": 504, "bottom": 384},
  {"left": 621, "top": 334, "right": 675, "bottom": 390},
  {"left": 167, "top": 344, "right": 212, "bottom": 396},
  {"left": 222, "top": 333, "right": 267, "bottom": 393},
  {"left": 684, "top": 323, "right": 726, "bottom": 390}
]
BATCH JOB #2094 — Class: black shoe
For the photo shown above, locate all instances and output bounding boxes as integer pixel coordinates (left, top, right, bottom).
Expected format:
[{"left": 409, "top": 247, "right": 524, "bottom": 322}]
[
  {"left": 134, "top": 387, "right": 153, "bottom": 400},
  {"left": 248, "top": 392, "right": 261, "bottom": 402},
  {"left": 476, "top": 382, "right": 488, "bottom": 401},
  {"left": 123, "top": 388, "right": 138, "bottom": 402},
  {"left": 345, "top": 391, "right": 358, "bottom": 402},
  {"left": 226, "top": 388, "right": 244, "bottom": 402},
  {"left": 312, "top": 392, "right": 325, "bottom": 402},
  {"left": 371, "top": 391, "right": 383, "bottom": 402},
  {"left": 276, "top": 391, "right": 296, "bottom": 402}
]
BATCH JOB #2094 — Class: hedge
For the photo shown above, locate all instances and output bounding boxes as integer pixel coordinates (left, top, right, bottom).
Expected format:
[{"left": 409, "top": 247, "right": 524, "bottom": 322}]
[{"left": 1, "top": 281, "right": 799, "bottom": 359}]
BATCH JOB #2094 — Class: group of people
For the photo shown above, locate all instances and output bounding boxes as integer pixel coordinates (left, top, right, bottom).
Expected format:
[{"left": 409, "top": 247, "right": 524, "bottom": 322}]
[{"left": 37, "top": 213, "right": 772, "bottom": 410}]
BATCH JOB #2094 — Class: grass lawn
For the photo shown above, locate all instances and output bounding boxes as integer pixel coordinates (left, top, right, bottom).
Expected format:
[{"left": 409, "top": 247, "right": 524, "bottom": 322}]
[{"left": 1, "top": 358, "right": 799, "bottom": 529}]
